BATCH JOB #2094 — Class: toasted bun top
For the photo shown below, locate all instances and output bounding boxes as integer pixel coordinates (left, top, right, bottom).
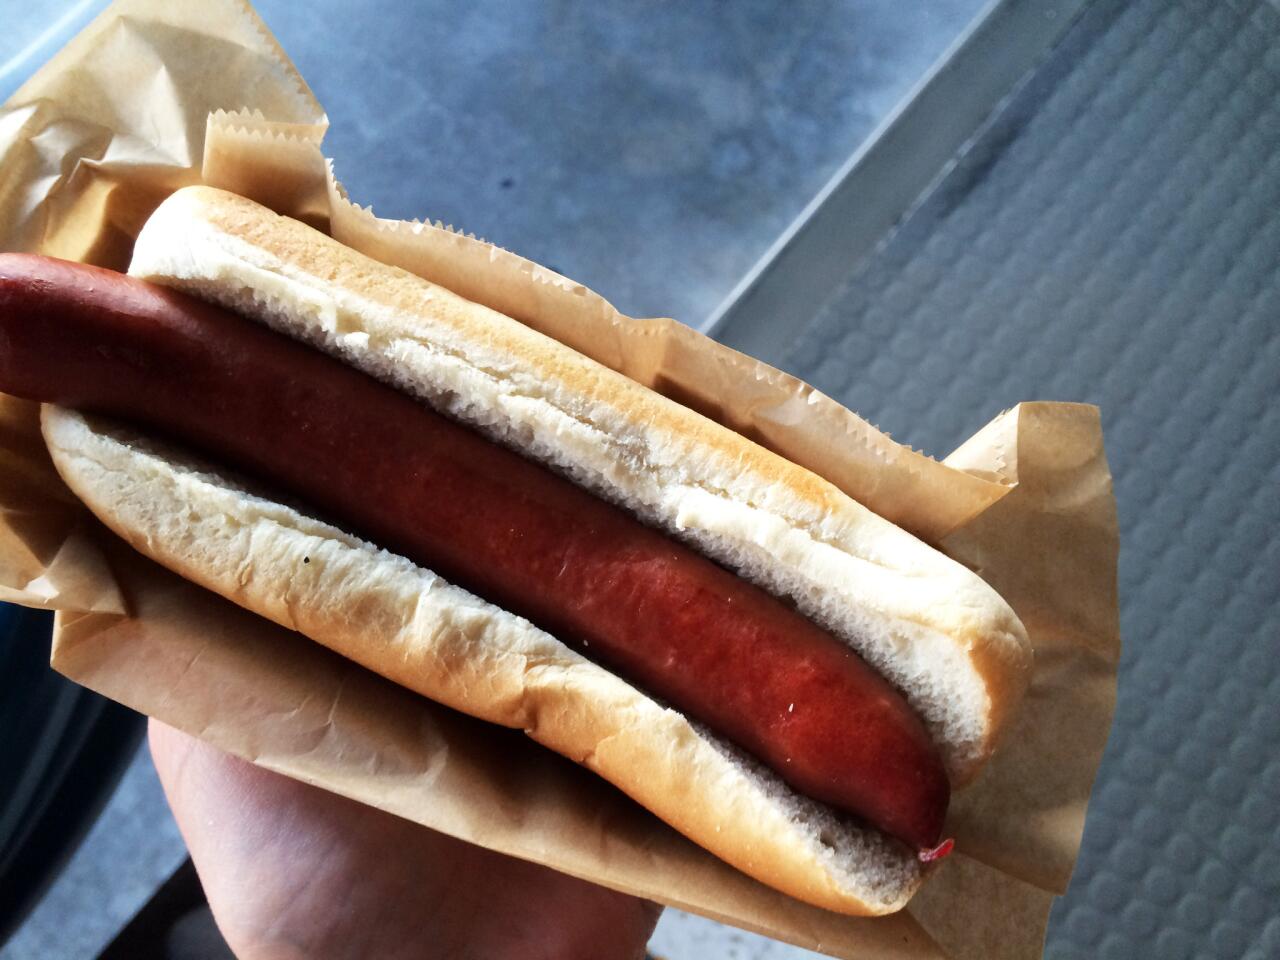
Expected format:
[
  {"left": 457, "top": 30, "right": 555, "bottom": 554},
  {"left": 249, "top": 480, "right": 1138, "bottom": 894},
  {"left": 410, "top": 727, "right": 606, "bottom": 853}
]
[{"left": 126, "top": 186, "right": 1032, "bottom": 783}]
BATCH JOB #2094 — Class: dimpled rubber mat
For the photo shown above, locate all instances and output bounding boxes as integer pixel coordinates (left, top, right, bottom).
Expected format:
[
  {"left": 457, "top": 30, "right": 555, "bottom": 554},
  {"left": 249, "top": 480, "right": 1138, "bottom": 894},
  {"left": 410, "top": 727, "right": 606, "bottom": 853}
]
[{"left": 776, "top": 0, "right": 1280, "bottom": 957}]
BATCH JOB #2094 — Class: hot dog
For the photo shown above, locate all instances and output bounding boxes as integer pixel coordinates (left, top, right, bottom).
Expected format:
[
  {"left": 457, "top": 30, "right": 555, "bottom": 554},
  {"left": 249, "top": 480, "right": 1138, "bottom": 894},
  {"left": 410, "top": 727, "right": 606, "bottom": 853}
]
[
  {"left": 0, "top": 252, "right": 947, "bottom": 850},
  {"left": 0, "top": 186, "right": 1031, "bottom": 914}
]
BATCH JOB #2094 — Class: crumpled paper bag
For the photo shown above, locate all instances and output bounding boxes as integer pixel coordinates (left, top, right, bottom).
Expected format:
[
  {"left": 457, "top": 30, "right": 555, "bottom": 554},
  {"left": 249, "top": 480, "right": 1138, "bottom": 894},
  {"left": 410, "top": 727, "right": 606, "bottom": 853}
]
[{"left": 0, "top": 3, "right": 1119, "bottom": 957}]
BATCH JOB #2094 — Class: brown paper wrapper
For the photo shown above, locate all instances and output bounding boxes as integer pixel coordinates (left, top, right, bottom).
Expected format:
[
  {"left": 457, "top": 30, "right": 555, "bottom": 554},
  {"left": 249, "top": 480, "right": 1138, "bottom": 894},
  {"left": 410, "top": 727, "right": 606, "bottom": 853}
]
[{"left": 0, "top": 2, "right": 1120, "bottom": 957}]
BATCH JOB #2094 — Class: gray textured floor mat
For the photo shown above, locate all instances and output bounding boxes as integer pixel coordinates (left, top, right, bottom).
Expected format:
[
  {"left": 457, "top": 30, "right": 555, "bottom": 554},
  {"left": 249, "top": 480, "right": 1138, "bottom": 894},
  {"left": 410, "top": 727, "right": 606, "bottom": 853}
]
[{"left": 774, "top": 0, "right": 1279, "bottom": 956}]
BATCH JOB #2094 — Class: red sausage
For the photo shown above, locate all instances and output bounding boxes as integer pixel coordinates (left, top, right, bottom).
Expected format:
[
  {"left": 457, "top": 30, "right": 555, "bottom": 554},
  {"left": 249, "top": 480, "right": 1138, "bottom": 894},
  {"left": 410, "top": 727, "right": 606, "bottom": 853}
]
[{"left": 0, "top": 254, "right": 949, "bottom": 851}]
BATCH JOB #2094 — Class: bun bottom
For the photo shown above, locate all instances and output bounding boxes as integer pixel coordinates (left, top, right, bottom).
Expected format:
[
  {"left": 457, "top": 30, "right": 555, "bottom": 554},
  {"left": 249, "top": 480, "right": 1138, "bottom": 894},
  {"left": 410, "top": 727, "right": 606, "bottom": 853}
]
[{"left": 42, "top": 405, "right": 926, "bottom": 915}]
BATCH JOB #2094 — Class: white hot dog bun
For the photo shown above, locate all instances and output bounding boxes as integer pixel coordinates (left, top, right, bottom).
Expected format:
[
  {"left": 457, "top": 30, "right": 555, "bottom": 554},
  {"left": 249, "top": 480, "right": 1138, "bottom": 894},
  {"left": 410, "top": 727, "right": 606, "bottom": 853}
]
[{"left": 42, "top": 186, "right": 1031, "bottom": 915}]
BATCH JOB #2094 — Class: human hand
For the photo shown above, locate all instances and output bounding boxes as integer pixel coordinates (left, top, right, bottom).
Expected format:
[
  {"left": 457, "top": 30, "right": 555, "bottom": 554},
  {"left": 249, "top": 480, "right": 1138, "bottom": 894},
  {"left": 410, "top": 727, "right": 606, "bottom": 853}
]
[{"left": 148, "top": 720, "right": 662, "bottom": 960}]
